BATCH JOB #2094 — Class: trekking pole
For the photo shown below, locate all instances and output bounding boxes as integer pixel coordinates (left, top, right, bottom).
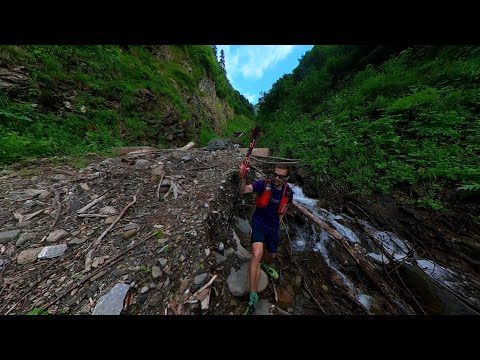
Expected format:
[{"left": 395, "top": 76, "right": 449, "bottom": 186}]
[{"left": 224, "top": 125, "right": 261, "bottom": 246}]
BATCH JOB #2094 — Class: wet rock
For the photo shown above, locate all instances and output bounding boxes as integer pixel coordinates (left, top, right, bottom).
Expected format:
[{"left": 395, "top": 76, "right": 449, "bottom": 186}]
[
  {"left": 92, "top": 283, "right": 130, "bottom": 315},
  {"left": 17, "top": 248, "right": 42, "bottom": 264},
  {"left": 152, "top": 266, "right": 162, "bottom": 279},
  {"left": 68, "top": 237, "right": 87, "bottom": 245},
  {"left": 16, "top": 233, "right": 36, "bottom": 246},
  {"left": 194, "top": 273, "right": 208, "bottom": 285},
  {"left": 37, "top": 244, "right": 68, "bottom": 259},
  {"left": 398, "top": 263, "right": 479, "bottom": 315},
  {"left": 0, "top": 229, "right": 20, "bottom": 244},
  {"left": 149, "top": 293, "right": 162, "bottom": 307},
  {"left": 277, "top": 287, "right": 295, "bottom": 308},
  {"left": 206, "top": 138, "right": 237, "bottom": 151},
  {"left": 46, "top": 229, "right": 69, "bottom": 243},
  {"left": 123, "top": 223, "right": 139, "bottom": 232},
  {"left": 135, "top": 159, "right": 149, "bottom": 168},
  {"left": 235, "top": 217, "right": 252, "bottom": 235},
  {"left": 122, "top": 229, "right": 138, "bottom": 239},
  {"left": 53, "top": 174, "right": 67, "bottom": 181},
  {"left": 80, "top": 183, "right": 90, "bottom": 191},
  {"left": 213, "top": 252, "right": 226, "bottom": 264},
  {"left": 151, "top": 165, "right": 166, "bottom": 183},
  {"left": 79, "top": 303, "right": 91, "bottom": 314},
  {"left": 99, "top": 206, "right": 116, "bottom": 215},
  {"left": 38, "top": 191, "right": 51, "bottom": 200},
  {"left": 226, "top": 231, "right": 250, "bottom": 261},
  {"left": 69, "top": 200, "right": 83, "bottom": 213},
  {"left": 19, "top": 220, "right": 32, "bottom": 228},
  {"left": 227, "top": 262, "right": 268, "bottom": 297},
  {"left": 98, "top": 158, "right": 116, "bottom": 168},
  {"left": 254, "top": 300, "right": 273, "bottom": 315},
  {"left": 24, "top": 189, "right": 45, "bottom": 197},
  {"left": 105, "top": 216, "right": 116, "bottom": 225}
]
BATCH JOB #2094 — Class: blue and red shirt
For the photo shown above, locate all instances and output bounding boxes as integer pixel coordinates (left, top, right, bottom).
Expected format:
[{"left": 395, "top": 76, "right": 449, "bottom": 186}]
[{"left": 252, "top": 180, "right": 293, "bottom": 231}]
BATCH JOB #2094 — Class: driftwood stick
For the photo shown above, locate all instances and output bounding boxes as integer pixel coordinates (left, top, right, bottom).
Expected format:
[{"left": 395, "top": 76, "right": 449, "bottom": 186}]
[
  {"left": 164, "top": 180, "right": 173, "bottom": 200},
  {"left": 251, "top": 157, "right": 299, "bottom": 165},
  {"left": 302, "top": 279, "right": 326, "bottom": 314},
  {"left": 184, "top": 275, "right": 218, "bottom": 304},
  {"left": 76, "top": 195, "right": 105, "bottom": 214},
  {"left": 156, "top": 174, "right": 164, "bottom": 201},
  {"left": 272, "top": 281, "right": 279, "bottom": 302},
  {"left": 84, "top": 190, "right": 140, "bottom": 271},
  {"left": 76, "top": 184, "right": 117, "bottom": 214},
  {"left": 77, "top": 214, "right": 109, "bottom": 218},
  {"left": 51, "top": 188, "right": 61, "bottom": 228},
  {"left": 187, "top": 165, "right": 218, "bottom": 171}
]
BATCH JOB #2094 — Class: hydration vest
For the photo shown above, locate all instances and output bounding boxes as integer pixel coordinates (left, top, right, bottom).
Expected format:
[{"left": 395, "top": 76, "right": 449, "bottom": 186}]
[{"left": 255, "top": 180, "right": 291, "bottom": 216}]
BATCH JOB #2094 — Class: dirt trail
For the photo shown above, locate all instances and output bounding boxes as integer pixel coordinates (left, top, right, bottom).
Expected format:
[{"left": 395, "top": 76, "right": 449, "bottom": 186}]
[{"left": 1, "top": 147, "right": 479, "bottom": 315}]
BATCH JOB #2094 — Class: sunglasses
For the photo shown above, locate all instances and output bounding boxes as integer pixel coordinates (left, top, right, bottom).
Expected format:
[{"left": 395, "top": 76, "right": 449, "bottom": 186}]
[{"left": 270, "top": 172, "right": 287, "bottom": 180}]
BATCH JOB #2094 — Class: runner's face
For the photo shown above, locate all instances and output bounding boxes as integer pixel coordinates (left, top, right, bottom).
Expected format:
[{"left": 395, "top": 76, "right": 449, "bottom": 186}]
[{"left": 271, "top": 167, "right": 288, "bottom": 187}]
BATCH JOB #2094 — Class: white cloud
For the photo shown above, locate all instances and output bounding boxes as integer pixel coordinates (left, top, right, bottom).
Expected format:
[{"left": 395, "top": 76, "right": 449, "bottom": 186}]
[
  {"left": 217, "top": 45, "right": 295, "bottom": 80},
  {"left": 241, "top": 45, "right": 294, "bottom": 79},
  {"left": 215, "top": 45, "right": 298, "bottom": 105}
]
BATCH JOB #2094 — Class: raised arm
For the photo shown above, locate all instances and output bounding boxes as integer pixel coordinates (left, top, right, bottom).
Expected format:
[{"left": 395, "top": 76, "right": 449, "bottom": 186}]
[{"left": 239, "top": 163, "right": 253, "bottom": 193}]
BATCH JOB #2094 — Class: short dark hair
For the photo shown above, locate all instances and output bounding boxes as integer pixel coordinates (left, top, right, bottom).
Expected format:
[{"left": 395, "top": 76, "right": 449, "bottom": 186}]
[{"left": 274, "top": 163, "right": 290, "bottom": 176}]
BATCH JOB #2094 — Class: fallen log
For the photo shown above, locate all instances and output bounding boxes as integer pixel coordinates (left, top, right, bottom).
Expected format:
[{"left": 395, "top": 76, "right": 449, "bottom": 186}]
[{"left": 292, "top": 201, "right": 414, "bottom": 314}]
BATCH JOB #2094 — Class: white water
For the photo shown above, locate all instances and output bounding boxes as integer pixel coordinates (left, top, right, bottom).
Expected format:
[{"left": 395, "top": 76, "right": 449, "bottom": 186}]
[
  {"left": 289, "top": 184, "right": 373, "bottom": 311},
  {"left": 288, "top": 183, "right": 480, "bottom": 313}
]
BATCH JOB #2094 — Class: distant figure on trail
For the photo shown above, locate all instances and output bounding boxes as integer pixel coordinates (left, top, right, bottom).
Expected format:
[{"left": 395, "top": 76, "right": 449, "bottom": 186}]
[{"left": 239, "top": 162, "right": 293, "bottom": 315}]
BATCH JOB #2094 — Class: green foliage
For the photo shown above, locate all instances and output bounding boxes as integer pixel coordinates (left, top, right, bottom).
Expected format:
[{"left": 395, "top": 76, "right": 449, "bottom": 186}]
[
  {"left": 154, "top": 229, "right": 165, "bottom": 238},
  {"left": 223, "top": 115, "right": 255, "bottom": 147},
  {"left": 26, "top": 308, "right": 49, "bottom": 315},
  {"left": 417, "top": 197, "right": 446, "bottom": 211},
  {"left": 198, "top": 124, "right": 217, "bottom": 146},
  {"left": 140, "top": 265, "right": 151, "bottom": 273},
  {"left": 257, "top": 45, "right": 480, "bottom": 212},
  {"left": 0, "top": 45, "right": 254, "bottom": 164}
]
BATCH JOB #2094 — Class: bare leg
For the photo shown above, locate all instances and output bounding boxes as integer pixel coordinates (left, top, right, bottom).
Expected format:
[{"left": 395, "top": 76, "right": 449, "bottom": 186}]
[
  {"left": 249, "top": 242, "right": 263, "bottom": 292},
  {"left": 263, "top": 249, "right": 276, "bottom": 265}
]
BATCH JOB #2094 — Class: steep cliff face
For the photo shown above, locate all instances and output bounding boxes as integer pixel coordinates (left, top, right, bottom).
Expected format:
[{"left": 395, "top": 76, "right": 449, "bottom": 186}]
[{"left": 0, "top": 45, "right": 251, "bottom": 163}]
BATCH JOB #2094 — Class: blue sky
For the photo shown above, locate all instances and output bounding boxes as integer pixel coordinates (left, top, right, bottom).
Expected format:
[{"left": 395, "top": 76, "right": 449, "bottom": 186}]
[{"left": 216, "top": 45, "right": 313, "bottom": 105}]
